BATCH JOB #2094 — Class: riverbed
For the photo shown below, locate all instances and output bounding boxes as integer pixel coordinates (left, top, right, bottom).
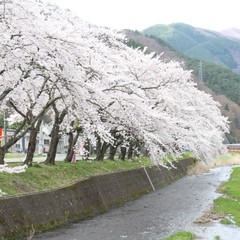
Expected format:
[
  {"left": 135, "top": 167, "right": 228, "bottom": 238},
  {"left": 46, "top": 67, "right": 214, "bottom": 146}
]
[{"left": 35, "top": 166, "right": 240, "bottom": 240}]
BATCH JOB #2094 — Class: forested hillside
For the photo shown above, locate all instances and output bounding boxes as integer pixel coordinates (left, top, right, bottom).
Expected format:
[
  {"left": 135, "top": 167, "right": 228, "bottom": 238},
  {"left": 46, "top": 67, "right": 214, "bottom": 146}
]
[
  {"left": 124, "top": 30, "right": 240, "bottom": 143},
  {"left": 185, "top": 59, "right": 240, "bottom": 105},
  {"left": 143, "top": 23, "right": 240, "bottom": 73}
]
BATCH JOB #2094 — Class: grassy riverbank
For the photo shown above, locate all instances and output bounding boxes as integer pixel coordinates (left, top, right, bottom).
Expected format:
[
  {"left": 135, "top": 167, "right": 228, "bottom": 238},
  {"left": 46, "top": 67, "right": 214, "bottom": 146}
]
[
  {"left": 162, "top": 231, "right": 196, "bottom": 240},
  {"left": 187, "top": 152, "right": 240, "bottom": 225},
  {"left": 0, "top": 151, "right": 193, "bottom": 197},
  {"left": 187, "top": 152, "right": 240, "bottom": 175},
  {"left": 191, "top": 153, "right": 240, "bottom": 227},
  {"left": 1, "top": 152, "right": 238, "bottom": 202},
  {"left": 214, "top": 166, "right": 240, "bottom": 226},
  {"left": 0, "top": 157, "right": 151, "bottom": 197}
]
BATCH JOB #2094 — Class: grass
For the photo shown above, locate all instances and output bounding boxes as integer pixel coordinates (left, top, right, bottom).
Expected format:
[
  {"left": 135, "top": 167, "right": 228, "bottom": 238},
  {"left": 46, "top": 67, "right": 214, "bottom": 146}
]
[
  {"left": 215, "top": 152, "right": 240, "bottom": 166},
  {"left": 220, "top": 217, "right": 232, "bottom": 225},
  {"left": 0, "top": 157, "right": 152, "bottom": 196},
  {"left": 162, "top": 231, "right": 196, "bottom": 240},
  {"left": 188, "top": 152, "right": 240, "bottom": 175},
  {"left": 5, "top": 153, "right": 26, "bottom": 159},
  {"left": 161, "top": 152, "right": 193, "bottom": 163},
  {"left": 213, "top": 166, "right": 240, "bottom": 226},
  {"left": 0, "top": 151, "right": 193, "bottom": 197}
]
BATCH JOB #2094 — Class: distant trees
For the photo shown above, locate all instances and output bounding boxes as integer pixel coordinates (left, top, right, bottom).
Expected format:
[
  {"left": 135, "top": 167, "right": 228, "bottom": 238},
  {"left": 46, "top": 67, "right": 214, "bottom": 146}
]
[
  {"left": 0, "top": 0, "right": 229, "bottom": 166},
  {"left": 185, "top": 58, "right": 240, "bottom": 105}
]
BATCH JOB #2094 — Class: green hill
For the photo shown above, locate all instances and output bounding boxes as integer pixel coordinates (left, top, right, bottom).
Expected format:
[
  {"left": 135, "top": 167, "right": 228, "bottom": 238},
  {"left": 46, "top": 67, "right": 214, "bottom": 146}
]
[{"left": 143, "top": 23, "right": 240, "bottom": 72}]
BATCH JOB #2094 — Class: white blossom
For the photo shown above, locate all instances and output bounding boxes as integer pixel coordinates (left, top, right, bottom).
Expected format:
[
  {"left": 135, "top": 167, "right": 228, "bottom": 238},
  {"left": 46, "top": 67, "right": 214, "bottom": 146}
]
[
  {"left": 0, "top": 164, "right": 28, "bottom": 174},
  {"left": 0, "top": 0, "right": 229, "bottom": 165},
  {"left": 0, "top": 189, "right": 6, "bottom": 197}
]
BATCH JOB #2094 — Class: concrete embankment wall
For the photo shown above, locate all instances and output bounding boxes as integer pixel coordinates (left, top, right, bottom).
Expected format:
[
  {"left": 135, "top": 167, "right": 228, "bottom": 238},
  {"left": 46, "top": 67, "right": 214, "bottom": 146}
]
[{"left": 0, "top": 158, "right": 195, "bottom": 239}]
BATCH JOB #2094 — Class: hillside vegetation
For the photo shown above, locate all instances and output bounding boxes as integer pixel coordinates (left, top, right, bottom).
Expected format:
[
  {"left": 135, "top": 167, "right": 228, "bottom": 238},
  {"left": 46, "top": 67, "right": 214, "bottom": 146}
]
[
  {"left": 184, "top": 58, "right": 240, "bottom": 105},
  {"left": 143, "top": 23, "right": 240, "bottom": 73}
]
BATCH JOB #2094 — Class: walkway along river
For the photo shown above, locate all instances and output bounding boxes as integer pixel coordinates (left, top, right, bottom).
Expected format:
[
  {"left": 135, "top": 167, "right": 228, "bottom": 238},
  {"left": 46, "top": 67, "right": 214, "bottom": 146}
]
[{"left": 35, "top": 166, "right": 240, "bottom": 240}]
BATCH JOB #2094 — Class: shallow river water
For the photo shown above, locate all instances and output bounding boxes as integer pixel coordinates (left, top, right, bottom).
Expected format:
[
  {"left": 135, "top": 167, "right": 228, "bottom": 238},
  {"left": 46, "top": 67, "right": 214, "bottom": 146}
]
[{"left": 35, "top": 166, "right": 240, "bottom": 240}]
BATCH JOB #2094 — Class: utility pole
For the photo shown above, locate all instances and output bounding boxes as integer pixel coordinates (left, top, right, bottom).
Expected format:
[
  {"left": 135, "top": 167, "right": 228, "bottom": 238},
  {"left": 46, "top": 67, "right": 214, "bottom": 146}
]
[{"left": 198, "top": 61, "right": 203, "bottom": 81}]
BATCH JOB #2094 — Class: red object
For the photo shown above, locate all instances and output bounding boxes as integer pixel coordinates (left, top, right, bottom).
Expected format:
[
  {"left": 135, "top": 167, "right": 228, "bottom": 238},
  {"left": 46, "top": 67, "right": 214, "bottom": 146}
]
[{"left": 0, "top": 128, "right": 2, "bottom": 137}]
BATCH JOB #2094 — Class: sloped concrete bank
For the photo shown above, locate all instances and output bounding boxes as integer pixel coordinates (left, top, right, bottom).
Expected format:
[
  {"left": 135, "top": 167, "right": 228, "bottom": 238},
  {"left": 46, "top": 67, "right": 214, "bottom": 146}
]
[{"left": 0, "top": 158, "right": 195, "bottom": 239}]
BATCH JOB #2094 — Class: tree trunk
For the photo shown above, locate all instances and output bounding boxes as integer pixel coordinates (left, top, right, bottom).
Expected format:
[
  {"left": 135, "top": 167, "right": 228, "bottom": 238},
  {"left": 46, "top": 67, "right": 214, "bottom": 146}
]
[
  {"left": 24, "top": 128, "right": 38, "bottom": 166},
  {"left": 108, "top": 141, "right": 122, "bottom": 161},
  {"left": 0, "top": 119, "right": 27, "bottom": 164},
  {"left": 45, "top": 106, "right": 67, "bottom": 165},
  {"left": 127, "top": 143, "right": 133, "bottom": 160},
  {"left": 24, "top": 118, "right": 43, "bottom": 166},
  {"left": 0, "top": 119, "right": 27, "bottom": 165},
  {"left": 108, "top": 145, "right": 117, "bottom": 161},
  {"left": 108, "top": 129, "right": 123, "bottom": 161},
  {"left": 95, "top": 140, "right": 109, "bottom": 161},
  {"left": 65, "top": 130, "right": 81, "bottom": 162},
  {"left": 120, "top": 146, "right": 127, "bottom": 161},
  {"left": 0, "top": 147, "right": 7, "bottom": 165},
  {"left": 0, "top": 95, "right": 61, "bottom": 165},
  {"left": 65, "top": 130, "right": 74, "bottom": 163},
  {"left": 95, "top": 135, "right": 101, "bottom": 160},
  {"left": 45, "top": 124, "right": 59, "bottom": 165}
]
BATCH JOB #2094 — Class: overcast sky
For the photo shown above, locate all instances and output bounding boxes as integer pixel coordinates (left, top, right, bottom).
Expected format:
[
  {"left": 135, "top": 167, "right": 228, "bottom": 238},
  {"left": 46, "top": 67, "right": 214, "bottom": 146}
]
[{"left": 50, "top": 0, "right": 239, "bottom": 32}]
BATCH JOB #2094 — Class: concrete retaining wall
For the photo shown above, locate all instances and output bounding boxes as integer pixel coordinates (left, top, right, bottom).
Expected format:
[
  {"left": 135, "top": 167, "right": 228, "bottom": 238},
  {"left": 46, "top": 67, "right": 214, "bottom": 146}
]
[{"left": 0, "top": 158, "right": 195, "bottom": 239}]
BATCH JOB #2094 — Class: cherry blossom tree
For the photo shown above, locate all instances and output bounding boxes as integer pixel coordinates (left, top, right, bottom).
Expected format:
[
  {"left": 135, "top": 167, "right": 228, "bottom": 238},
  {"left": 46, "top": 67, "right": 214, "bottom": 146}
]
[
  {"left": 77, "top": 43, "right": 229, "bottom": 164},
  {"left": 0, "top": 0, "right": 72, "bottom": 163},
  {"left": 0, "top": 0, "right": 229, "bottom": 166}
]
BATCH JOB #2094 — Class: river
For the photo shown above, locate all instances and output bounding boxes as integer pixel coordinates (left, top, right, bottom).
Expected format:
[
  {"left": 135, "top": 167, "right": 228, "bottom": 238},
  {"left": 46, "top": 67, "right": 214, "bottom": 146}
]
[{"left": 34, "top": 166, "right": 240, "bottom": 240}]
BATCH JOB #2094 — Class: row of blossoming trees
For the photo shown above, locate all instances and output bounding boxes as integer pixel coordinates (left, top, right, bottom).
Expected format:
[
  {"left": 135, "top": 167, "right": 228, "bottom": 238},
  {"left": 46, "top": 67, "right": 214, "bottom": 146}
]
[{"left": 0, "top": 0, "right": 229, "bottom": 166}]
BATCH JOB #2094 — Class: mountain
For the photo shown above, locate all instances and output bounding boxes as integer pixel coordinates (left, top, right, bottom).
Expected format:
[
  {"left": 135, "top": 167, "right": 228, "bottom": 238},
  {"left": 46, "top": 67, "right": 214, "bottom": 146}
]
[
  {"left": 124, "top": 30, "right": 183, "bottom": 62},
  {"left": 124, "top": 30, "right": 240, "bottom": 143},
  {"left": 221, "top": 28, "right": 240, "bottom": 40},
  {"left": 142, "top": 23, "right": 240, "bottom": 73}
]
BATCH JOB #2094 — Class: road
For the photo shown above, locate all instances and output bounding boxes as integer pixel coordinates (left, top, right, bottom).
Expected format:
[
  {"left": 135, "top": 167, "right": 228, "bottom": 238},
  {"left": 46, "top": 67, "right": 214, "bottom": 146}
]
[
  {"left": 34, "top": 166, "right": 240, "bottom": 240},
  {"left": 5, "top": 153, "right": 66, "bottom": 163}
]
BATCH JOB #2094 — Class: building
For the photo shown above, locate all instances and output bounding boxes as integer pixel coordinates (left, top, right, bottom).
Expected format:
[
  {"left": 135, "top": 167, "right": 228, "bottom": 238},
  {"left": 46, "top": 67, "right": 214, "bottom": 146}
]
[
  {"left": 226, "top": 144, "right": 240, "bottom": 152},
  {"left": 0, "top": 125, "right": 67, "bottom": 154}
]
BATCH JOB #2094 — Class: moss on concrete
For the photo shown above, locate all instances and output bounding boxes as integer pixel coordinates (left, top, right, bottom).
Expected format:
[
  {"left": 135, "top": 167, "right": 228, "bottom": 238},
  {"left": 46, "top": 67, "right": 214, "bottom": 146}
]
[{"left": 0, "top": 158, "right": 195, "bottom": 239}]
